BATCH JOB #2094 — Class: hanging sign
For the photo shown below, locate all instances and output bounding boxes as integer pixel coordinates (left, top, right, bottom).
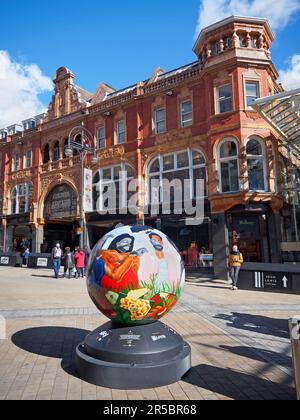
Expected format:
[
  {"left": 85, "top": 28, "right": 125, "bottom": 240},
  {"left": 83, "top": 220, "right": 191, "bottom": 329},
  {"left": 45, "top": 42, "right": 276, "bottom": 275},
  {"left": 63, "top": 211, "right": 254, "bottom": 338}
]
[{"left": 83, "top": 168, "right": 93, "bottom": 213}]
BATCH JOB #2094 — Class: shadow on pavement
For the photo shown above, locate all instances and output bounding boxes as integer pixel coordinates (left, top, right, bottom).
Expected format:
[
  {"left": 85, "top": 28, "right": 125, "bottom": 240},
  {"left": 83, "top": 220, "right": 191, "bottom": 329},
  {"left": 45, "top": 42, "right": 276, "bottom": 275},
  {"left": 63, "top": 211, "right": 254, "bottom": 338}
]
[
  {"left": 219, "top": 345, "right": 292, "bottom": 369},
  {"left": 182, "top": 364, "right": 295, "bottom": 400},
  {"left": 11, "top": 326, "right": 89, "bottom": 378},
  {"left": 214, "top": 312, "right": 289, "bottom": 339}
]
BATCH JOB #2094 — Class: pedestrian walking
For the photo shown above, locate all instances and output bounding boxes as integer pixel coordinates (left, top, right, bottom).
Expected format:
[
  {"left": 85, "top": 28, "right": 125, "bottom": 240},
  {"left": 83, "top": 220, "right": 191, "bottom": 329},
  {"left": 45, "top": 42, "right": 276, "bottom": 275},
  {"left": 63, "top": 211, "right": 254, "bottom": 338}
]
[
  {"left": 83, "top": 245, "right": 91, "bottom": 276},
  {"left": 62, "top": 247, "right": 75, "bottom": 278},
  {"left": 51, "top": 243, "right": 62, "bottom": 279},
  {"left": 229, "top": 245, "right": 244, "bottom": 290},
  {"left": 22, "top": 248, "right": 30, "bottom": 267},
  {"left": 74, "top": 247, "right": 85, "bottom": 278}
]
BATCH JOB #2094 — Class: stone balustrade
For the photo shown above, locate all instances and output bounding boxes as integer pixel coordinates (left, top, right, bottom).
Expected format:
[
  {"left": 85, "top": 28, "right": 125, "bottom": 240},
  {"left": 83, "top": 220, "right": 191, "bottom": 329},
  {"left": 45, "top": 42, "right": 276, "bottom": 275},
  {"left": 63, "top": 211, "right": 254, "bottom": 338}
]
[
  {"left": 40, "top": 156, "right": 80, "bottom": 173},
  {"left": 198, "top": 29, "right": 271, "bottom": 65}
]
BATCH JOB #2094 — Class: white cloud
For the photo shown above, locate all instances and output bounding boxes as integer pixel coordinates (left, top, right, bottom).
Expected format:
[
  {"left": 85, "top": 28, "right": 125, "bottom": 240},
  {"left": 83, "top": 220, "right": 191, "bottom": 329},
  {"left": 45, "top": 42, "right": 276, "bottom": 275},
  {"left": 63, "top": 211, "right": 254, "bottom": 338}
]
[
  {"left": 0, "top": 51, "right": 53, "bottom": 128},
  {"left": 195, "top": 0, "right": 300, "bottom": 37},
  {"left": 279, "top": 55, "right": 300, "bottom": 90}
]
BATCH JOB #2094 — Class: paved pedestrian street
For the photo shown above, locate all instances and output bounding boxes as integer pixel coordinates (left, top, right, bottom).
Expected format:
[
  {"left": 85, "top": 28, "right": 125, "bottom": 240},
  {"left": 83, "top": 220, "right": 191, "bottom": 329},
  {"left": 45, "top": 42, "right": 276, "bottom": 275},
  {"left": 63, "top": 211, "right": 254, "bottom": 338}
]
[{"left": 0, "top": 266, "right": 299, "bottom": 400}]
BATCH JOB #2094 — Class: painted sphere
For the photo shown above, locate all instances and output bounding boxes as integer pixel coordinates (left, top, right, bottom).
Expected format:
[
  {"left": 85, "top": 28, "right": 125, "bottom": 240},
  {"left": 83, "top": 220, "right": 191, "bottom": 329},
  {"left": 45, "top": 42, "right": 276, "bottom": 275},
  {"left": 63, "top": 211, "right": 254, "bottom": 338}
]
[{"left": 87, "top": 225, "right": 185, "bottom": 326}]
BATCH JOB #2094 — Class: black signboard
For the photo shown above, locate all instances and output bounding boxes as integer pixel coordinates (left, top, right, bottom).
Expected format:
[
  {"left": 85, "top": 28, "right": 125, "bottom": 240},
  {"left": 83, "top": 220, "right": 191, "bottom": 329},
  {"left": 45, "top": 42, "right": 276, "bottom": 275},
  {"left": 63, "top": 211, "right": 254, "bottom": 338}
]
[
  {"left": 254, "top": 271, "right": 293, "bottom": 291},
  {"left": 44, "top": 184, "right": 77, "bottom": 221}
]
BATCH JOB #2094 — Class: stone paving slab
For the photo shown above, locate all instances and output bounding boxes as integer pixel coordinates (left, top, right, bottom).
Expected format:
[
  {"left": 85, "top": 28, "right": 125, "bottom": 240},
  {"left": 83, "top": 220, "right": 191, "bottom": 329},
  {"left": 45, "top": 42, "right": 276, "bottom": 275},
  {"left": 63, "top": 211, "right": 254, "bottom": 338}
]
[
  {"left": 0, "top": 314, "right": 295, "bottom": 401},
  {"left": 0, "top": 267, "right": 298, "bottom": 400}
]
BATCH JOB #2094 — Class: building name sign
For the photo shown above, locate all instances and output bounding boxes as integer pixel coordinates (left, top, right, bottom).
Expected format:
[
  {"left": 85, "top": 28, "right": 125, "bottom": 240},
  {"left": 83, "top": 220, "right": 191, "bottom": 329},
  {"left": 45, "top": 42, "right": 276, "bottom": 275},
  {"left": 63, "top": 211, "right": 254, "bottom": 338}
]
[{"left": 44, "top": 184, "right": 77, "bottom": 221}]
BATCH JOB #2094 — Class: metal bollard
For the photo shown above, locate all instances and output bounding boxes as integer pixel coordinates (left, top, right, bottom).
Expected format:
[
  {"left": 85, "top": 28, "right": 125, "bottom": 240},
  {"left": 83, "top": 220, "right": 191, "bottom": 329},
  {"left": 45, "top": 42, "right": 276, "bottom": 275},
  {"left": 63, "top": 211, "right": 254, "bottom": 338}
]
[{"left": 289, "top": 316, "right": 300, "bottom": 400}]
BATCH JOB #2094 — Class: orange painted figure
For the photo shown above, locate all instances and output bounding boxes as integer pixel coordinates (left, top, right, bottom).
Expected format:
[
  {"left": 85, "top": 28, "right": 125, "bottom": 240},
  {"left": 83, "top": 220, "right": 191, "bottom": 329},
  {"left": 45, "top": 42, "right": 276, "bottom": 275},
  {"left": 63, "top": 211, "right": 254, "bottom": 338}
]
[{"left": 98, "top": 234, "right": 147, "bottom": 292}]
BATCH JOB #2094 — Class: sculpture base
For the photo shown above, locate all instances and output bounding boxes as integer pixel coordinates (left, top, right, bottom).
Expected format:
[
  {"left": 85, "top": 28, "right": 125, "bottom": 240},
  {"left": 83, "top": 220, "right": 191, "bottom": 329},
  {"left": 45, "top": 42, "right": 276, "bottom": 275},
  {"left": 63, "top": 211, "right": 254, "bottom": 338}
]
[{"left": 75, "top": 321, "right": 191, "bottom": 390}]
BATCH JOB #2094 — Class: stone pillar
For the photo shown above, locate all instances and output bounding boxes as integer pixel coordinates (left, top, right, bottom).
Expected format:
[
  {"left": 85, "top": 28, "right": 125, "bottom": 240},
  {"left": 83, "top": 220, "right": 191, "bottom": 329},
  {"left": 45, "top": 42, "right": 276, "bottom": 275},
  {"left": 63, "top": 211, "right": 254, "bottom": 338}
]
[
  {"left": 212, "top": 213, "right": 229, "bottom": 280},
  {"left": 31, "top": 225, "right": 44, "bottom": 254},
  {"left": 268, "top": 212, "right": 282, "bottom": 263},
  {"left": 259, "top": 214, "right": 270, "bottom": 262}
]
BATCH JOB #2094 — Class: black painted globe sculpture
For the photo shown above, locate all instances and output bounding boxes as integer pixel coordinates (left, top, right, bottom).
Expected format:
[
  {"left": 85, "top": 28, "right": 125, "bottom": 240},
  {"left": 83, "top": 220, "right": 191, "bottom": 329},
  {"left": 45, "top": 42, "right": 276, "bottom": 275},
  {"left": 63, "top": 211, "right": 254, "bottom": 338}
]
[{"left": 87, "top": 225, "right": 185, "bottom": 326}]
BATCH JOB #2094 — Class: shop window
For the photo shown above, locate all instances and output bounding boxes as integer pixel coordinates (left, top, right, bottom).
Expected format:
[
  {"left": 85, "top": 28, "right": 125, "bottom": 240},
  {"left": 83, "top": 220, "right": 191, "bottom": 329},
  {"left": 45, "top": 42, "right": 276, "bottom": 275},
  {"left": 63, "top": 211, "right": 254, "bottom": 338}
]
[
  {"left": 180, "top": 101, "right": 193, "bottom": 128},
  {"left": 217, "top": 84, "right": 232, "bottom": 114},
  {"left": 148, "top": 149, "right": 207, "bottom": 205},
  {"left": 97, "top": 127, "right": 105, "bottom": 149},
  {"left": 246, "top": 138, "right": 267, "bottom": 191},
  {"left": 218, "top": 139, "right": 239, "bottom": 193},
  {"left": 245, "top": 81, "right": 260, "bottom": 108},
  {"left": 93, "top": 163, "right": 135, "bottom": 211},
  {"left": 43, "top": 144, "right": 50, "bottom": 164},
  {"left": 9, "top": 183, "right": 33, "bottom": 215},
  {"left": 154, "top": 108, "right": 166, "bottom": 134}
]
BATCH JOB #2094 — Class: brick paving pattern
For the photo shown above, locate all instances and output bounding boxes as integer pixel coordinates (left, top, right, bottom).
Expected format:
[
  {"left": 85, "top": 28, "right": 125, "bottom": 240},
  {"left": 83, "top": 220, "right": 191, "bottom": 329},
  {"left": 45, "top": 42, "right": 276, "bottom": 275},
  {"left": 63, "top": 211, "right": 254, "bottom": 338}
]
[{"left": 0, "top": 267, "right": 298, "bottom": 400}]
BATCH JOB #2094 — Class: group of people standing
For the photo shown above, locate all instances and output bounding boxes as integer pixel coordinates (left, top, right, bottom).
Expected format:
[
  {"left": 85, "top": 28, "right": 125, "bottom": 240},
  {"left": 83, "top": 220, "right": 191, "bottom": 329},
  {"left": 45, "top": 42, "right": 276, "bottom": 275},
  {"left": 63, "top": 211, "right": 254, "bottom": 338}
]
[{"left": 51, "top": 243, "right": 90, "bottom": 279}]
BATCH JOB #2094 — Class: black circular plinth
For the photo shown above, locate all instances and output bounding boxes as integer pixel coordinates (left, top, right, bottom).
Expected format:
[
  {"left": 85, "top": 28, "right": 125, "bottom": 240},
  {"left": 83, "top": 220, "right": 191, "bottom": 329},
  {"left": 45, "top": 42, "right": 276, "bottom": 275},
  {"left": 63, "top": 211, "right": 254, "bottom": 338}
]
[{"left": 75, "top": 321, "right": 191, "bottom": 390}]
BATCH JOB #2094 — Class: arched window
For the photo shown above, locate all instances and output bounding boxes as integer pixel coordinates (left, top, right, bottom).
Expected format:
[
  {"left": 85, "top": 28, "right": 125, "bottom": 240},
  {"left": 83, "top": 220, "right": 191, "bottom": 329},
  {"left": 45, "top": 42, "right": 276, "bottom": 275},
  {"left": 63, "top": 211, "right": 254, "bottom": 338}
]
[
  {"left": 43, "top": 144, "right": 50, "bottom": 164},
  {"left": 148, "top": 149, "right": 207, "bottom": 204},
  {"left": 246, "top": 138, "right": 267, "bottom": 191},
  {"left": 93, "top": 164, "right": 135, "bottom": 211},
  {"left": 53, "top": 141, "right": 60, "bottom": 162},
  {"left": 9, "top": 183, "right": 33, "bottom": 215},
  {"left": 218, "top": 139, "right": 239, "bottom": 193}
]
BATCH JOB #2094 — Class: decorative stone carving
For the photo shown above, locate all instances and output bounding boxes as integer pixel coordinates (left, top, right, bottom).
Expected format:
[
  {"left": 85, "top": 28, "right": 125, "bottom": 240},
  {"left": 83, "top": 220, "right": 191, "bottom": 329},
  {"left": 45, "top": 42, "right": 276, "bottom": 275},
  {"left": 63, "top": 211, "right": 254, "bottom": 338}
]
[
  {"left": 11, "top": 169, "right": 33, "bottom": 182},
  {"left": 97, "top": 146, "right": 125, "bottom": 161},
  {"left": 244, "top": 111, "right": 262, "bottom": 121},
  {"left": 156, "top": 128, "right": 192, "bottom": 145}
]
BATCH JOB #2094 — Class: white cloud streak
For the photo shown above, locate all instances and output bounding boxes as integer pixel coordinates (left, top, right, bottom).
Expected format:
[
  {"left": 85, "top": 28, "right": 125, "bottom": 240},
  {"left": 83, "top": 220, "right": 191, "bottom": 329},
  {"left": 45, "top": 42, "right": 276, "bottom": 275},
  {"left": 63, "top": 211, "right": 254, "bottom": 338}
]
[
  {"left": 195, "top": 0, "right": 300, "bottom": 37},
  {"left": 279, "top": 55, "right": 300, "bottom": 90},
  {"left": 0, "top": 51, "right": 53, "bottom": 128}
]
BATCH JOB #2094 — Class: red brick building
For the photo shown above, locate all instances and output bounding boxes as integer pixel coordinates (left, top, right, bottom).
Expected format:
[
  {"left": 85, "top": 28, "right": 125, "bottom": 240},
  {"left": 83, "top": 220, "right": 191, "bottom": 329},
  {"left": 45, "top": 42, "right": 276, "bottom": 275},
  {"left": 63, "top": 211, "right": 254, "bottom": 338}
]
[{"left": 0, "top": 16, "right": 298, "bottom": 278}]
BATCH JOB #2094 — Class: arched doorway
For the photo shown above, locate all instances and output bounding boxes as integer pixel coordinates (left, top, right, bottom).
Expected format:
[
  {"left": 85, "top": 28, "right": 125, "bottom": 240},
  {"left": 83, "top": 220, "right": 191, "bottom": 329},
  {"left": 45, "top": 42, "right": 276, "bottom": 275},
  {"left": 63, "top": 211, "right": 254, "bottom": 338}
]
[{"left": 43, "top": 184, "right": 79, "bottom": 252}]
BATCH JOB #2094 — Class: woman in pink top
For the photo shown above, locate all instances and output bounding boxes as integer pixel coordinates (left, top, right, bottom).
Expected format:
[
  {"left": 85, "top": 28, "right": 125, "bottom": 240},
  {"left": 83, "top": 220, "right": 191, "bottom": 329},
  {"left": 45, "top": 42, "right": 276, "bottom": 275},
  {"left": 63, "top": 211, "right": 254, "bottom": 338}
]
[{"left": 74, "top": 248, "right": 85, "bottom": 278}]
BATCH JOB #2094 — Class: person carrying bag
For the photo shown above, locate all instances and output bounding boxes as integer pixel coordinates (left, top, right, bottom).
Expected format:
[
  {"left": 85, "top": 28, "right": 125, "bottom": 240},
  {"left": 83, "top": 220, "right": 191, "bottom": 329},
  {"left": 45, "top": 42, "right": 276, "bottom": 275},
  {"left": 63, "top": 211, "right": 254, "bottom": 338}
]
[{"left": 229, "top": 245, "right": 244, "bottom": 291}]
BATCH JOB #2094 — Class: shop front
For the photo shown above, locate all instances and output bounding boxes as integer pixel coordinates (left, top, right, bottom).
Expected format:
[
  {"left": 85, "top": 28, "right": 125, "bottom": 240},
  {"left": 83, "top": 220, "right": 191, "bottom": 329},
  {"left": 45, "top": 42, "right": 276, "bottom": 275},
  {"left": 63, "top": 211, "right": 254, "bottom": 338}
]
[
  {"left": 226, "top": 204, "right": 281, "bottom": 264},
  {"left": 5, "top": 214, "right": 32, "bottom": 252},
  {"left": 144, "top": 201, "right": 213, "bottom": 272},
  {"left": 86, "top": 212, "right": 138, "bottom": 249}
]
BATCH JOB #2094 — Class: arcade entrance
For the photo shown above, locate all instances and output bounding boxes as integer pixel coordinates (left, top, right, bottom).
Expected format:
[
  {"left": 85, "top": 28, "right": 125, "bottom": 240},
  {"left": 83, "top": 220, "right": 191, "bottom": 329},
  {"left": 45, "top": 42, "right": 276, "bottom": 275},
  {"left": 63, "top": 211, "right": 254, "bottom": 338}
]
[
  {"left": 43, "top": 222, "right": 79, "bottom": 253},
  {"left": 42, "top": 183, "right": 79, "bottom": 252}
]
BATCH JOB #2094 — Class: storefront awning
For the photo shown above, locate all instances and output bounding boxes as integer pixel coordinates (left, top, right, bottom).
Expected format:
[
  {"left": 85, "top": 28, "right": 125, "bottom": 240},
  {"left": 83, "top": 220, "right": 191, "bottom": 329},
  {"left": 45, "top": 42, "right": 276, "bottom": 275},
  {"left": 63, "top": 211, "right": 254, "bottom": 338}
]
[{"left": 253, "top": 88, "right": 300, "bottom": 156}]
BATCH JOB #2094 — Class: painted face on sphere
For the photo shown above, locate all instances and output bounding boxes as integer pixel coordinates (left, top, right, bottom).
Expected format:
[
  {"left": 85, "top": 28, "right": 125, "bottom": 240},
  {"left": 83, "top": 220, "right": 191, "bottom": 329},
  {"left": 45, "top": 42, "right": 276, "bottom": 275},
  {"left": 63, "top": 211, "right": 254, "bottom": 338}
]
[
  {"left": 116, "top": 238, "right": 133, "bottom": 253},
  {"left": 151, "top": 236, "right": 164, "bottom": 252}
]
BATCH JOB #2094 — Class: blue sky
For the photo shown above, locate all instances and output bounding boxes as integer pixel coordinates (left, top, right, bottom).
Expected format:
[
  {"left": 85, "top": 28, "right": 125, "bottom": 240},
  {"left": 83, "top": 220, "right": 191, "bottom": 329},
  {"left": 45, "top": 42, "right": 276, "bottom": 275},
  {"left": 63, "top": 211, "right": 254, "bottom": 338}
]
[{"left": 0, "top": 0, "right": 300, "bottom": 127}]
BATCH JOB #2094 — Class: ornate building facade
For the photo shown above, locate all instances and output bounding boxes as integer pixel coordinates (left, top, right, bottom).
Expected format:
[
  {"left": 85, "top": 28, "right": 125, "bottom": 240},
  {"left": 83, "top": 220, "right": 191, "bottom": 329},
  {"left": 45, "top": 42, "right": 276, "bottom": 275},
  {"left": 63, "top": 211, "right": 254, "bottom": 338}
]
[{"left": 0, "top": 16, "right": 298, "bottom": 278}]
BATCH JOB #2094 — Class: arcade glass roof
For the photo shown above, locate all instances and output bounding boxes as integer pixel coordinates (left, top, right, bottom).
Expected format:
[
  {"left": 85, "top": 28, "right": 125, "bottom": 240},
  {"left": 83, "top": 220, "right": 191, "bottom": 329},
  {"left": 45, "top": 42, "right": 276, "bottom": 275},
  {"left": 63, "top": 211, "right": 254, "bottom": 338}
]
[{"left": 253, "top": 88, "right": 300, "bottom": 156}]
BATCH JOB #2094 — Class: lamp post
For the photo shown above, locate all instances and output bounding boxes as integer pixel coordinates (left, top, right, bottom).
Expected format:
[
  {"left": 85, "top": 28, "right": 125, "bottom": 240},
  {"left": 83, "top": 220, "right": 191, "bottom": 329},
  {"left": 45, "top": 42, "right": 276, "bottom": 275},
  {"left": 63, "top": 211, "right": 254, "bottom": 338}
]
[{"left": 65, "top": 124, "right": 98, "bottom": 249}]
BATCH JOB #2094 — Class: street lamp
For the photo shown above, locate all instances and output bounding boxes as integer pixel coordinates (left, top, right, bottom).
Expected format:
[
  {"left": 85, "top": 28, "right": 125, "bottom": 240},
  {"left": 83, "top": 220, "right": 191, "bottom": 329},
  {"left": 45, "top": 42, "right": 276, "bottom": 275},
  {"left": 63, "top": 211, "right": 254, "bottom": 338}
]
[{"left": 67, "top": 124, "right": 99, "bottom": 249}]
